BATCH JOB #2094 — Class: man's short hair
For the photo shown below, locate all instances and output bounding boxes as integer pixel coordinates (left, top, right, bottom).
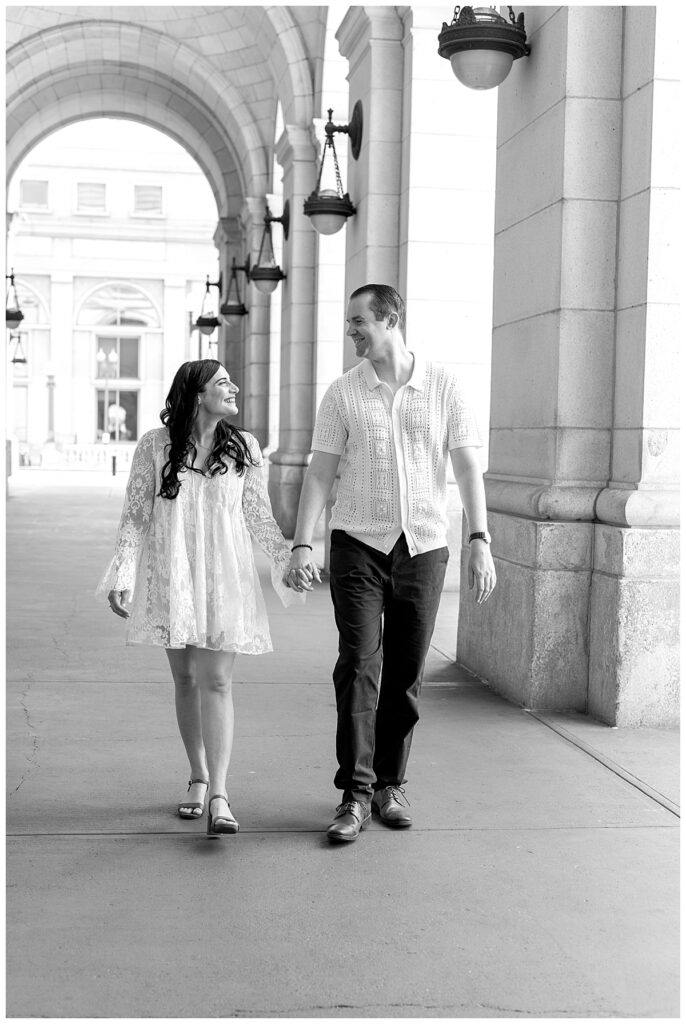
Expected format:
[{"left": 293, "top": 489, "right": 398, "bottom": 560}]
[{"left": 350, "top": 283, "right": 406, "bottom": 333}]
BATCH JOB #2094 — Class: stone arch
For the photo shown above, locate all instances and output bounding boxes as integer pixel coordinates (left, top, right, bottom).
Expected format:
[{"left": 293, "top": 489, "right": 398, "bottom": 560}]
[
  {"left": 6, "top": 20, "right": 271, "bottom": 212},
  {"left": 253, "top": 6, "right": 319, "bottom": 126}
]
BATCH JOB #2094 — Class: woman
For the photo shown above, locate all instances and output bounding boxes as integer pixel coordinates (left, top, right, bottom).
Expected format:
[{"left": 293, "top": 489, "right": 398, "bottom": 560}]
[{"left": 97, "top": 359, "right": 311, "bottom": 837}]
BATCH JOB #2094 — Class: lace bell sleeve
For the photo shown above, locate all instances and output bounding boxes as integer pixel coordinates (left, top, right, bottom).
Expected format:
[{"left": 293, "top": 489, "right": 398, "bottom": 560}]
[
  {"left": 95, "top": 430, "right": 157, "bottom": 600},
  {"left": 241, "top": 436, "right": 304, "bottom": 607}
]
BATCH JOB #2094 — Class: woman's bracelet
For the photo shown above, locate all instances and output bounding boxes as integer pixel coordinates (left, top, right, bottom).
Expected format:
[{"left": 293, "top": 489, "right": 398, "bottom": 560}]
[{"left": 291, "top": 543, "right": 313, "bottom": 553}]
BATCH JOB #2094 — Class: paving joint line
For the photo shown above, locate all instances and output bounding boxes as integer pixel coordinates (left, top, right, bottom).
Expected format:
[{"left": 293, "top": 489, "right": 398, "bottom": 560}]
[
  {"left": 525, "top": 710, "right": 680, "bottom": 818},
  {"left": 7, "top": 823, "right": 679, "bottom": 838}
]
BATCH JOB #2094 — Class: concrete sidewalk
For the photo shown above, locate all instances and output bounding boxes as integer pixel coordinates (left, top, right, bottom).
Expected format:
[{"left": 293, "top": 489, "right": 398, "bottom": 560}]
[{"left": 5, "top": 469, "right": 680, "bottom": 1018}]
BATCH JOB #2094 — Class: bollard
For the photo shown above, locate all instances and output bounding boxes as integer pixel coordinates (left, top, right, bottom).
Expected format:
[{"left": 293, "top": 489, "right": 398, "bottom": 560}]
[{"left": 112, "top": 455, "right": 117, "bottom": 477}]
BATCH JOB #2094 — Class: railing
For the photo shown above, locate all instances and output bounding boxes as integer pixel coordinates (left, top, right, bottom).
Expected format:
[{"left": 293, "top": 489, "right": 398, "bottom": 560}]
[
  {"left": 18, "top": 442, "right": 136, "bottom": 470},
  {"left": 61, "top": 444, "right": 135, "bottom": 468}
]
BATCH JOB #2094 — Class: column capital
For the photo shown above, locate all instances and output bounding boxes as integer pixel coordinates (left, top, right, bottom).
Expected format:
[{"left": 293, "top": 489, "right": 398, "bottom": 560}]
[
  {"left": 397, "top": 5, "right": 442, "bottom": 34},
  {"left": 213, "top": 216, "right": 242, "bottom": 249},
  {"left": 241, "top": 196, "right": 266, "bottom": 232},
  {"left": 275, "top": 124, "right": 317, "bottom": 170},
  {"left": 337, "top": 5, "right": 404, "bottom": 67}
]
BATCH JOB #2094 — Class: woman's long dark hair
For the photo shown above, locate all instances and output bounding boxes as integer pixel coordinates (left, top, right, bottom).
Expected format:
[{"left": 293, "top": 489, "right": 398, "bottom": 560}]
[{"left": 159, "top": 359, "right": 257, "bottom": 499}]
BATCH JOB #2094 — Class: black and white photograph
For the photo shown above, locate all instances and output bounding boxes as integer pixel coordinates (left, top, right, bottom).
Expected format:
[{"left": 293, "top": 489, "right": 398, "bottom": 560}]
[{"left": 4, "top": 3, "right": 680, "bottom": 1019}]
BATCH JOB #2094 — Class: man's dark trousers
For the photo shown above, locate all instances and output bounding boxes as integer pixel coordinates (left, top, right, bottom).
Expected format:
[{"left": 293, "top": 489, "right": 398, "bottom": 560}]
[{"left": 329, "top": 529, "right": 449, "bottom": 803}]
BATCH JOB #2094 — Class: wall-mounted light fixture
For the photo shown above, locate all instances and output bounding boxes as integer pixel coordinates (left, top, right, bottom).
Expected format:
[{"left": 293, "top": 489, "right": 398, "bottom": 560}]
[
  {"left": 9, "top": 332, "right": 27, "bottom": 364},
  {"left": 250, "top": 202, "right": 289, "bottom": 294},
  {"left": 304, "top": 102, "right": 363, "bottom": 236},
  {"left": 6, "top": 269, "right": 24, "bottom": 329},
  {"left": 194, "top": 273, "right": 223, "bottom": 336},
  {"left": 438, "top": 6, "right": 530, "bottom": 90},
  {"left": 219, "top": 257, "right": 250, "bottom": 327}
]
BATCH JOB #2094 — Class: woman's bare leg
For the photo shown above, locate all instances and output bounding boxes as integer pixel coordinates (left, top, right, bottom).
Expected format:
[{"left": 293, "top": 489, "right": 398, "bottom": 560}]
[
  {"left": 166, "top": 647, "right": 209, "bottom": 814},
  {"left": 194, "top": 648, "right": 237, "bottom": 820}
]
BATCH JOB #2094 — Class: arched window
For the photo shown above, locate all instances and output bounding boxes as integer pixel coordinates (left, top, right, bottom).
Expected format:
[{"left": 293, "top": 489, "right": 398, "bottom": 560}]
[{"left": 79, "top": 282, "right": 160, "bottom": 442}]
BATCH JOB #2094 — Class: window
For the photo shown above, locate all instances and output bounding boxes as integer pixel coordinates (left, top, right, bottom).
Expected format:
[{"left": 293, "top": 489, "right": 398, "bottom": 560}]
[
  {"left": 97, "top": 389, "right": 139, "bottom": 442},
  {"left": 19, "top": 180, "right": 49, "bottom": 209},
  {"left": 95, "top": 336, "right": 140, "bottom": 380},
  {"left": 134, "top": 184, "right": 163, "bottom": 215},
  {"left": 77, "top": 182, "right": 107, "bottom": 213},
  {"left": 79, "top": 283, "right": 159, "bottom": 328}
]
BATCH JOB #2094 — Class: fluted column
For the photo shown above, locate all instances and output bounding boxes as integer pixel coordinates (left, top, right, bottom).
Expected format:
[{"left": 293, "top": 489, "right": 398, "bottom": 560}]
[{"left": 267, "top": 125, "right": 319, "bottom": 535}]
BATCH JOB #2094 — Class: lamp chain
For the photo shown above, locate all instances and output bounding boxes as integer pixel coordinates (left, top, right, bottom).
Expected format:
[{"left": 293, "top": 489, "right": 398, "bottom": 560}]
[
  {"left": 6, "top": 269, "right": 20, "bottom": 308},
  {"left": 257, "top": 220, "right": 275, "bottom": 265},
  {"left": 200, "top": 276, "right": 212, "bottom": 315},
  {"left": 316, "top": 133, "right": 346, "bottom": 199}
]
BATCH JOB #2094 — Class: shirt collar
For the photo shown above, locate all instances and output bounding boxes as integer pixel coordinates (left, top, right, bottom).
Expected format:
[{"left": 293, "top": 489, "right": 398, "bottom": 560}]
[
  {"left": 407, "top": 352, "right": 427, "bottom": 391},
  {"left": 361, "top": 352, "right": 426, "bottom": 391}
]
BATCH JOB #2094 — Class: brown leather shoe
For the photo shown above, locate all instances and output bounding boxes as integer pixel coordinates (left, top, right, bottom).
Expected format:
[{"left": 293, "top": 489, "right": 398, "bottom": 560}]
[
  {"left": 371, "top": 786, "right": 413, "bottom": 828},
  {"left": 326, "top": 800, "right": 371, "bottom": 843}
]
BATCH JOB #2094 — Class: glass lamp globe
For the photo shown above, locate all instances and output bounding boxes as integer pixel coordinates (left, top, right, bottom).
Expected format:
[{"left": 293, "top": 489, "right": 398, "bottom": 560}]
[
  {"left": 251, "top": 275, "right": 280, "bottom": 295},
  {"left": 195, "top": 315, "right": 219, "bottom": 336},
  {"left": 450, "top": 49, "right": 514, "bottom": 90},
  {"left": 6, "top": 308, "right": 23, "bottom": 329},
  {"left": 220, "top": 305, "right": 247, "bottom": 328},
  {"left": 309, "top": 189, "right": 349, "bottom": 236}
]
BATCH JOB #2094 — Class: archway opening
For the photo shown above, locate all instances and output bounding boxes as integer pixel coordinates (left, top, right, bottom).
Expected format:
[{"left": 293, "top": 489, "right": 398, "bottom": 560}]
[{"left": 6, "top": 117, "right": 222, "bottom": 463}]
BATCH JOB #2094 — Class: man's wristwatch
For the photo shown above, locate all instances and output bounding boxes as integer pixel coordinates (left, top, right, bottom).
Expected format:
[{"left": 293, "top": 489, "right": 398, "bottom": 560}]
[{"left": 469, "top": 531, "right": 491, "bottom": 544}]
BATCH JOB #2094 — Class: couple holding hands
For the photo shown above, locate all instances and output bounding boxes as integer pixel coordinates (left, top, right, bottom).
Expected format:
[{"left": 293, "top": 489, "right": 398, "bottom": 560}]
[{"left": 98, "top": 285, "right": 495, "bottom": 841}]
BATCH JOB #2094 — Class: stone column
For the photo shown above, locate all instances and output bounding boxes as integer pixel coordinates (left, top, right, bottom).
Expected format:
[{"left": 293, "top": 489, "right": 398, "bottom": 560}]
[
  {"left": 239, "top": 201, "right": 272, "bottom": 448},
  {"left": 590, "top": 7, "right": 680, "bottom": 725},
  {"left": 397, "top": 5, "right": 498, "bottom": 590},
  {"left": 49, "top": 272, "right": 74, "bottom": 449},
  {"left": 212, "top": 217, "right": 233, "bottom": 373},
  {"left": 267, "top": 125, "right": 319, "bottom": 536},
  {"left": 456, "top": 7, "right": 614, "bottom": 712},
  {"left": 456, "top": 7, "right": 679, "bottom": 726},
  {"left": 337, "top": 5, "right": 404, "bottom": 369}
]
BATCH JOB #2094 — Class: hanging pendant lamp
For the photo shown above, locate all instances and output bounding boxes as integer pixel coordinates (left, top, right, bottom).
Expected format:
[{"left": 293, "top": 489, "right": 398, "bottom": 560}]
[{"left": 304, "top": 103, "right": 362, "bottom": 235}]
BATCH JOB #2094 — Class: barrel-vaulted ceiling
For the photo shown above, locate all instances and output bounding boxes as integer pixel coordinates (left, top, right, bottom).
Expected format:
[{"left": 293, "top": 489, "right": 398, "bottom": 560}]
[{"left": 5, "top": 6, "right": 328, "bottom": 217}]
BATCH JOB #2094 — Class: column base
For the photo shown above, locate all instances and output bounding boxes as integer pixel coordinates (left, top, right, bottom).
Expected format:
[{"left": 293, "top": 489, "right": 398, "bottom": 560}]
[
  {"left": 457, "top": 511, "right": 593, "bottom": 711},
  {"left": 457, "top": 512, "right": 680, "bottom": 726},
  {"left": 589, "top": 524, "right": 680, "bottom": 726}
]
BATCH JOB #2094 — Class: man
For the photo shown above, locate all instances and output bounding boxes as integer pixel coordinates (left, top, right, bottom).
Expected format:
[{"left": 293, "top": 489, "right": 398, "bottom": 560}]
[{"left": 286, "top": 284, "right": 496, "bottom": 843}]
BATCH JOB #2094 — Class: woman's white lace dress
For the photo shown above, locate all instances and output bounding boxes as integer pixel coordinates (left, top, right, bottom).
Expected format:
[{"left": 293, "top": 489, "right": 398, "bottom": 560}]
[{"left": 96, "top": 427, "right": 298, "bottom": 653}]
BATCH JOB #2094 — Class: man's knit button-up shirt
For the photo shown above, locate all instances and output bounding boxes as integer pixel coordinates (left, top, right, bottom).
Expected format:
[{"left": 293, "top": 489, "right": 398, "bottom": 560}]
[{"left": 311, "top": 354, "right": 482, "bottom": 557}]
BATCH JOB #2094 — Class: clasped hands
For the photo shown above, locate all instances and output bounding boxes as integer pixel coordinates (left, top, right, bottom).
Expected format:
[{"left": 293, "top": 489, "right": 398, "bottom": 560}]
[{"left": 283, "top": 548, "right": 322, "bottom": 592}]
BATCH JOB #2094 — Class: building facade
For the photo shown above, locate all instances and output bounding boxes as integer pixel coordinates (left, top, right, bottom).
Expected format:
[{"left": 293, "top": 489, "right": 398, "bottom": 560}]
[
  {"left": 5, "top": 5, "right": 680, "bottom": 725},
  {"left": 6, "top": 120, "right": 218, "bottom": 467}
]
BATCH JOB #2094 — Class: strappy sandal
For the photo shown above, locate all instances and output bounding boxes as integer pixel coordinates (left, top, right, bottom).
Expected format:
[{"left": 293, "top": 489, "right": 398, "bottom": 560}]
[
  {"left": 206, "top": 793, "right": 240, "bottom": 836},
  {"left": 177, "top": 778, "right": 209, "bottom": 819}
]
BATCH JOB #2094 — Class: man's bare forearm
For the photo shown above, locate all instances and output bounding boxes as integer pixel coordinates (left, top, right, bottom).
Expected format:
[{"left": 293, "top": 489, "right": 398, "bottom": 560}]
[
  {"left": 450, "top": 447, "right": 489, "bottom": 534},
  {"left": 292, "top": 451, "right": 341, "bottom": 546}
]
